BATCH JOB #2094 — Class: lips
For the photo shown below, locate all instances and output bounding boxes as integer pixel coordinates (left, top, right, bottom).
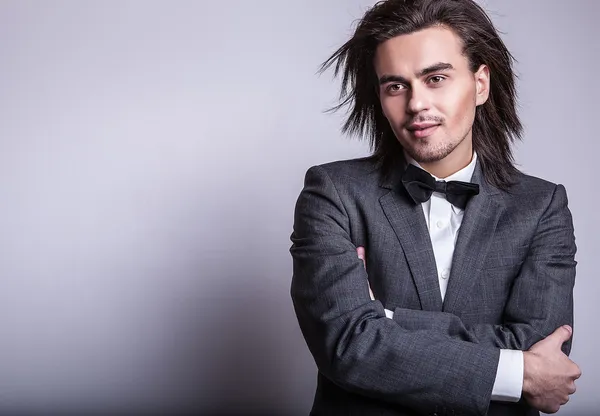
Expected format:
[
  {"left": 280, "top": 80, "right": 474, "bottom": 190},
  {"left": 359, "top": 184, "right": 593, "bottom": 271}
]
[{"left": 406, "top": 123, "right": 440, "bottom": 138}]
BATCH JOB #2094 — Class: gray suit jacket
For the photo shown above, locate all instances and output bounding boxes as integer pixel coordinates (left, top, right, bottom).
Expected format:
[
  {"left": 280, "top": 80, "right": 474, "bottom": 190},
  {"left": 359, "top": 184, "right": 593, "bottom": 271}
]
[{"left": 290, "top": 157, "right": 576, "bottom": 416}]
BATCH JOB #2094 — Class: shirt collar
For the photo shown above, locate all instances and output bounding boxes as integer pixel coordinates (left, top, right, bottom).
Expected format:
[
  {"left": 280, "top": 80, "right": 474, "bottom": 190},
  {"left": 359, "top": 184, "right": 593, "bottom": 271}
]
[{"left": 405, "top": 152, "right": 478, "bottom": 182}]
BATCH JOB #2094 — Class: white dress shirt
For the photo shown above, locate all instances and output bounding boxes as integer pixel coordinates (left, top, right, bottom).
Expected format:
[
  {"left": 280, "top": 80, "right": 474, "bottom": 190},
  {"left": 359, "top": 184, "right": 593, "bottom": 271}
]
[{"left": 383, "top": 152, "right": 523, "bottom": 402}]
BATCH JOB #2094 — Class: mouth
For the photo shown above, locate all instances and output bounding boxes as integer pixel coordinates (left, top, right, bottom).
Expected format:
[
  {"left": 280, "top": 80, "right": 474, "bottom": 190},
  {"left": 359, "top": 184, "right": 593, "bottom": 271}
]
[{"left": 406, "top": 123, "right": 440, "bottom": 139}]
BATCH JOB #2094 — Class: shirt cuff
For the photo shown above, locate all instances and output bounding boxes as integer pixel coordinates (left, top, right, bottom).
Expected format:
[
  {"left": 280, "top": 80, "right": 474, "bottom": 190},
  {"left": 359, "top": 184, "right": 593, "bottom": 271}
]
[
  {"left": 384, "top": 308, "right": 394, "bottom": 319},
  {"left": 491, "top": 349, "right": 523, "bottom": 402}
]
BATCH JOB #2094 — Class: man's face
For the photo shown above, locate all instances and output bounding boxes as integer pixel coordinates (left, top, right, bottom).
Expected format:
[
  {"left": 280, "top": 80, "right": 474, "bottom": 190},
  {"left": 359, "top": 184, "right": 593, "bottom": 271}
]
[{"left": 374, "top": 26, "right": 489, "bottom": 168}]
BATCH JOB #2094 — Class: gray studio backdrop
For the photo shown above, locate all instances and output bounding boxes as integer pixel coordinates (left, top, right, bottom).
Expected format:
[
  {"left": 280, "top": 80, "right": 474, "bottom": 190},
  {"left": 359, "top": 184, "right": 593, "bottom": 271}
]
[{"left": 0, "top": 0, "right": 597, "bottom": 414}]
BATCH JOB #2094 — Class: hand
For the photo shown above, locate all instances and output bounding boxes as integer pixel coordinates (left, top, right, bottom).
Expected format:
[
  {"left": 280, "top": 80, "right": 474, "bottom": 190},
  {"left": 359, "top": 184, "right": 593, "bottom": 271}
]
[
  {"left": 522, "top": 325, "right": 581, "bottom": 413},
  {"left": 356, "top": 246, "right": 374, "bottom": 300}
]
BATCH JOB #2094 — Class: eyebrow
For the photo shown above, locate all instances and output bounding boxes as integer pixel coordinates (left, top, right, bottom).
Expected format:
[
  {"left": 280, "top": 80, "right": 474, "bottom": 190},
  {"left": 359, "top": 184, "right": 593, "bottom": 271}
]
[{"left": 378, "top": 62, "right": 455, "bottom": 85}]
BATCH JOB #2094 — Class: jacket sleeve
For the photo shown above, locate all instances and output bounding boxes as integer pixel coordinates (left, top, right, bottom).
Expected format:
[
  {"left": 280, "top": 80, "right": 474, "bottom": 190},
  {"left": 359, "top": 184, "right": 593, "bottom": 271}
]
[
  {"left": 290, "top": 165, "right": 500, "bottom": 416},
  {"left": 391, "top": 184, "right": 577, "bottom": 355}
]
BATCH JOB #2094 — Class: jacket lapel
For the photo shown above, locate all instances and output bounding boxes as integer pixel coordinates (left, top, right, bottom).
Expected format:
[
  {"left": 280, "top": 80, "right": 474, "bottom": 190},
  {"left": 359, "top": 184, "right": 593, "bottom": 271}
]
[
  {"left": 442, "top": 162, "right": 504, "bottom": 314},
  {"left": 379, "top": 184, "right": 443, "bottom": 312}
]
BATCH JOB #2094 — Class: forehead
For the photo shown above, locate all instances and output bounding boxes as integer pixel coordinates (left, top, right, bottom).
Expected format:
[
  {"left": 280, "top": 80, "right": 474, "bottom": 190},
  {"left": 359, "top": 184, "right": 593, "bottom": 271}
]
[{"left": 374, "top": 26, "right": 468, "bottom": 75}]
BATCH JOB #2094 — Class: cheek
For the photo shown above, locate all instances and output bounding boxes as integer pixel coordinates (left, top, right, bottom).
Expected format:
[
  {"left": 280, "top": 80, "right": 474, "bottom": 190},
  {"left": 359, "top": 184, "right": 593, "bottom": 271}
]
[
  {"left": 380, "top": 97, "right": 406, "bottom": 123},
  {"left": 439, "top": 88, "right": 477, "bottom": 130}
]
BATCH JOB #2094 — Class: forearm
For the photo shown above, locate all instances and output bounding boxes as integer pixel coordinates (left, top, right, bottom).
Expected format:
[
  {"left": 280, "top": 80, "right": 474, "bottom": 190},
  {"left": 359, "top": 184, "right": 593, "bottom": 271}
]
[
  {"left": 292, "top": 280, "right": 500, "bottom": 415},
  {"left": 391, "top": 308, "right": 548, "bottom": 350},
  {"left": 387, "top": 273, "right": 573, "bottom": 403},
  {"left": 383, "top": 307, "right": 529, "bottom": 402}
]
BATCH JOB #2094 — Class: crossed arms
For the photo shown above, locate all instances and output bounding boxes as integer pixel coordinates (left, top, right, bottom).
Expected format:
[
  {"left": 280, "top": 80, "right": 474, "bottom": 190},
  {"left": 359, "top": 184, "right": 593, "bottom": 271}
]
[{"left": 290, "top": 166, "right": 579, "bottom": 415}]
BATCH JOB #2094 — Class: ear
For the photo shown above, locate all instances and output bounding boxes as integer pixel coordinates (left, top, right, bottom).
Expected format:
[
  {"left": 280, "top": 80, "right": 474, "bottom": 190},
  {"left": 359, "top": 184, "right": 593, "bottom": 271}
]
[{"left": 474, "top": 64, "right": 490, "bottom": 106}]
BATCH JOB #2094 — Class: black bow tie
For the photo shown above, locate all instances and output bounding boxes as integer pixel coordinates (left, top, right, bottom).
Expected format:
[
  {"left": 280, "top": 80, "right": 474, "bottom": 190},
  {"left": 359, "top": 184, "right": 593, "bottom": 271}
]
[{"left": 401, "top": 164, "right": 479, "bottom": 210}]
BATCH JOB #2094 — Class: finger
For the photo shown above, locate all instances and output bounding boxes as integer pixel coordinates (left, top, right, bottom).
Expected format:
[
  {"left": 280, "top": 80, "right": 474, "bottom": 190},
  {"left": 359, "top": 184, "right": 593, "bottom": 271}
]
[
  {"left": 546, "top": 325, "right": 573, "bottom": 348},
  {"left": 357, "top": 246, "right": 366, "bottom": 268},
  {"left": 357, "top": 246, "right": 365, "bottom": 259}
]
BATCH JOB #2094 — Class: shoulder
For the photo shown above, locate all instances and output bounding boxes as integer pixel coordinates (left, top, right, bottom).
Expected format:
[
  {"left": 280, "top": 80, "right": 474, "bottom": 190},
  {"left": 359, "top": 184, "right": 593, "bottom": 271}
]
[
  {"left": 510, "top": 170, "right": 557, "bottom": 193},
  {"left": 298, "top": 157, "right": 389, "bottom": 209},
  {"left": 305, "top": 156, "right": 383, "bottom": 187},
  {"left": 501, "top": 170, "right": 569, "bottom": 210}
]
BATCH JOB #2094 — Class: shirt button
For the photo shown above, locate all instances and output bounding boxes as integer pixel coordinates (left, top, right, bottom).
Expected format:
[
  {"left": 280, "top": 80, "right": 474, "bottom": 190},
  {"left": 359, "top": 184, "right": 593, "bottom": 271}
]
[
  {"left": 436, "top": 220, "right": 445, "bottom": 229},
  {"left": 441, "top": 269, "right": 450, "bottom": 279}
]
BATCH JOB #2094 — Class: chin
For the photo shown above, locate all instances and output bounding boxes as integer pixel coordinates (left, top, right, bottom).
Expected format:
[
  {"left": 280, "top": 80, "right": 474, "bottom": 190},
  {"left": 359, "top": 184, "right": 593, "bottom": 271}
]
[{"left": 406, "top": 143, "right": 456, "bottom": 164}]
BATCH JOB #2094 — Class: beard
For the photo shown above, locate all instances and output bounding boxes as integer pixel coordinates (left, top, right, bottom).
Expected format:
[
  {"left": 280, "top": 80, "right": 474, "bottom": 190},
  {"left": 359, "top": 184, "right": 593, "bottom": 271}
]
[
  {"left": 405, "top": 139, "right": 458, "bottom": 163},
  {"left": 400, "top": 127, "right": 467, "bottom": 164}
]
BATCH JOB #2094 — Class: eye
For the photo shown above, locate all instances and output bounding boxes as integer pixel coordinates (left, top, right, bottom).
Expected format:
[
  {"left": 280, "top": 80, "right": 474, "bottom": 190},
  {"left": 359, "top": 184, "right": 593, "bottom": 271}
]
[
  {"left": 385, "top": 83, "right": 406, "bottom": 94},
  {"left": 428, "top": 75, "right": 446, "bottom": 85}
]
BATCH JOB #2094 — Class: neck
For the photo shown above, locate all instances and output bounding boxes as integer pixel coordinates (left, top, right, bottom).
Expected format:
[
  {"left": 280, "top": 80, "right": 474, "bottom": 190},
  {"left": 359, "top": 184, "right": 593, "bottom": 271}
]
[{"left": 419, "top": 138, "right": 473, "bottom": 179}]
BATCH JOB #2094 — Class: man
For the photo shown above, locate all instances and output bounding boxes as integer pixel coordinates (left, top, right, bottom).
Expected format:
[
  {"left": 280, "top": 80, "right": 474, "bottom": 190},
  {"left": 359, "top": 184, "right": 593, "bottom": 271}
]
[{"left": 289, "top": 1, "right": 581, "bottom": 415}]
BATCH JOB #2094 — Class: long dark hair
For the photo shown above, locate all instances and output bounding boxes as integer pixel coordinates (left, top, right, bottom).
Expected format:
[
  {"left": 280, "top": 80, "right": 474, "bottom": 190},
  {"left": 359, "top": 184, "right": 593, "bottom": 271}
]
[{"left": 320, "top": 0, "right": 522, "bottom": 190}]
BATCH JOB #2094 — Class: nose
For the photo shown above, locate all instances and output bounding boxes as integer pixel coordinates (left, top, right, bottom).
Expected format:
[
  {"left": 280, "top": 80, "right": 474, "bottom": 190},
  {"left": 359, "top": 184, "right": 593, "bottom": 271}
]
[{"left": 406, "top": 84, "right": 430, "bottom": 115}]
